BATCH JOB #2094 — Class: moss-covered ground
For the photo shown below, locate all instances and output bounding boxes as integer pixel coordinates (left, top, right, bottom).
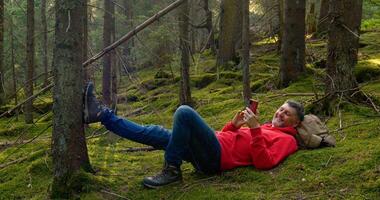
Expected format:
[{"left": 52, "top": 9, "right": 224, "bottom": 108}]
[{"left": 1, "top": 8, "right": 380, "bottom": 200}]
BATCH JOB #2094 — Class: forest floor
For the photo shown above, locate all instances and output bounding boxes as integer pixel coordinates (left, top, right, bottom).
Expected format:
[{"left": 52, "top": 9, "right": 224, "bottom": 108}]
[{"left": 1, "top": 25, "right": 380, "bottom": 200}]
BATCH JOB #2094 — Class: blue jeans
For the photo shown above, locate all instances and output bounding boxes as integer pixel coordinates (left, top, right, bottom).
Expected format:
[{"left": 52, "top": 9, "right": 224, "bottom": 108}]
[{"left": 100, "top": 105, "right": 221, "bottom": 174}]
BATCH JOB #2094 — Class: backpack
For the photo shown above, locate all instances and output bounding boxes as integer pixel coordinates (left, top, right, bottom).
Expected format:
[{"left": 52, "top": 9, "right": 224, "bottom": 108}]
[{"left": 295, "top": 114, "right": 336, "bottom": 149}]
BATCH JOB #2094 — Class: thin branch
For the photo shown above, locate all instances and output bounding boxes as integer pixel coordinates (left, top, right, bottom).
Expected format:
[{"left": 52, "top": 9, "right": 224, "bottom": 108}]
[
  {"left": 116, "top": 146, "right": 156, "bottom": 153},
  {"left": 83, "top": 0, "right": 185, "bottom": 67},
  {"left": 0, "top": 157, "right": 28, "bottom": 169},
  {"left": 100, "top": 190, "right": 130, "bottom": 200},
  {"left": 0, "top": 83, "right": 53, "bottom": 118}
]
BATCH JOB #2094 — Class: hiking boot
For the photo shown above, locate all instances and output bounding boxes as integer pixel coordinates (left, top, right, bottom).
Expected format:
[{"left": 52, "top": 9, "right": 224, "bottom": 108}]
[
  {"left": 142, "top": 162, "right": 182, "bottom": 189},
  {"left": 83, "top": 82, "right": 103, "bottom": 124}
]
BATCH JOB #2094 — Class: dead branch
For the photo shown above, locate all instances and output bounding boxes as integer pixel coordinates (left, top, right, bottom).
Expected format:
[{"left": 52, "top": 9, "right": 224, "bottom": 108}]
[
  {"left": 0, "top": 156, "right": 28, "bottom": 169},
  {"left": 0, "top": 83, "right": 53, "bottom": 118},
  {"left": 83, "top": 0, "right": 185, "bottom": 67},
  {"left": 100, "top": 190, "right": 130, "bottom": 200},
  {"left": 266, "top": 92, "right": 324, "bottom": 100},
  {"left": 116, "top": 146, "right": 156, "bottom": 153},
  {"left": 1, "top": 124, "right": 52, "bottom": 163},
  {"left": 330, "top": 121, "right": 374, "bottom": 133}
]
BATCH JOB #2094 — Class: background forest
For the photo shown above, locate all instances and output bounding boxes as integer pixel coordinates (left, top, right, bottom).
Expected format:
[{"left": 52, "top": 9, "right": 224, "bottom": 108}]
[{"left": 1, "top": 0, "right": 380, "bottom": 199}]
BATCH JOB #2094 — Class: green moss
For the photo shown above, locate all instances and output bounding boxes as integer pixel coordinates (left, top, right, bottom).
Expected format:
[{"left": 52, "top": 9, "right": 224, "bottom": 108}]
[{"left": 355, "top": 60, "right": 380, "bottom": 83}]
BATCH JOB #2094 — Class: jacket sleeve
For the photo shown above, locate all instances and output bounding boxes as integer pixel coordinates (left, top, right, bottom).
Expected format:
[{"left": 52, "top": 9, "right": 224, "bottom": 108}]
[
  {"left": 221, "top": 121, "right": 239, "bottom": 132},
  {"left": 249, "top": 128, "right": 298, "bottom": 170}
]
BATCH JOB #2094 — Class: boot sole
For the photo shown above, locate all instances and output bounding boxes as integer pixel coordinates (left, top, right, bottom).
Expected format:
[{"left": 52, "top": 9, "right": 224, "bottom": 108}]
[{"left": 142, "top": 179, "right": 182, "bottom": 189}]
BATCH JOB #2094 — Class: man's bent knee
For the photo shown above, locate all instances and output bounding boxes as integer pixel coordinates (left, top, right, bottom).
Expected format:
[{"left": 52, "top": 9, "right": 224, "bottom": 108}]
[{"left": 175, "top": 105, "right": 195, "bottom": 118}]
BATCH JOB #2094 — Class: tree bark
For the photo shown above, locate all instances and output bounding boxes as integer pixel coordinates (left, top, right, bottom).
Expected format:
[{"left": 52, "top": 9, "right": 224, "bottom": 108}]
[
  {"left": 51, "top": 0, "right": 92, "bottom": 198},
  {"left": 178, "top": 0, "right": 192, "bottom": 106},
  {"left": 102, "top": 0, "right": 115, "bottom": 106},
  {"left": 216, "top": 0, "right": 242, "bottom": 68},
  {"left": 122, "top": 0, "right": 134, "bottom": 72},
  {"left": 279, "top": 0, "right": 305, "bottom": 87},
  {"left": 25, "top": 0, "right": 35, "bottom": 124},
  {"left": 83, "top": 0, "right": 89, "bottom": 81},
  {"left": 203, "top": 0, "right": 216, "bottom": 54},
  {"left": 326, "top": 0, "right": 362, "bottom": 97},
  {"left": 10, "top": 11, "right": 18, "bottom": 120},
  {"left": 306, "top": 2, "right": 317, "bottom": 34},
  {"left": 0, "top": 0, "right": 4, "bottom": 105},
  {"left": 110, "top": 2, "right": 117, "bottom": 109},
  {"left": 277, "top": 0, "right": 284, "bottom": 53},
  {"left": 241, "top": 0, "right": 251, "bottom": 104},
  {"left": 316, "top": 0, "right": 329, "bottom": 36},
  {"left": 41, "top": 0, "right": 48, "bottom": 87}
]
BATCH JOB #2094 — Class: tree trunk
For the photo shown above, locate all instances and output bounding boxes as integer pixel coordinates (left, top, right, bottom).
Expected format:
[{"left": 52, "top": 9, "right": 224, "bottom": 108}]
[
  {"left": 306, "top": 2, "right": 317, "bottom": 34},
  {"left": 41, "top": 0, "right": 48, "bottom": 87},
  {"left": 10, "top": 13, "right": 18, "bottom": 120},
  {"left": 279, "top": 0, "right": 305, "bottom": 87},
  {"left": 316, "top": 0, "right": 329, "bottom": 36},
  {"left": 51, "top": 0, "right": 92, "bottom": 198},
  {"left": 110, "top": 3, "right": 117, "bottom": 110},
  {"left": 178, "top": 0, "right": 192, "bottom": 106},
  {"left": 123, "top": 0, "right": 134, "bottom": 72},
  {"left": 25, "top": 0, "right": 35, "bottom": 124},
  {"left": 277, "top": 0, "right": 284, "bottom": 53},
  {"left": 217, "top": 0, "right": 242, "bottom": 68},
  {"left": 0, "top": 0, "right": 4, "bottom": 105},
  {"left": 203, "top": 0, "right": 216, "bottom": 54},
  {"left": 325, "top": 0, "right": 362, "bottom": 98},
  {"left": 102, "top": 0, "right": 114, "bottom": 106},
  {"left": 83, "top": 0, "right": 89, "bottom": 82},
  {"left": 241, "top": 0, "right": 251, "bottom": 104}
]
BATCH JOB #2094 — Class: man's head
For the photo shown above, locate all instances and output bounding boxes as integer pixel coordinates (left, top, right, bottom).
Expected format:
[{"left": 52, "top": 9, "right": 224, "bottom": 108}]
[{"left": 272, "top": 100, "right": 304, "bottom": 127}]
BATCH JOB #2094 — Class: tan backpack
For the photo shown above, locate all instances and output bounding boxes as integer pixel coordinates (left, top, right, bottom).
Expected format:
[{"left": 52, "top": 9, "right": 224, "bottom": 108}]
[{"left": 295, "top": 114, "right": 336, "bottom": 149}]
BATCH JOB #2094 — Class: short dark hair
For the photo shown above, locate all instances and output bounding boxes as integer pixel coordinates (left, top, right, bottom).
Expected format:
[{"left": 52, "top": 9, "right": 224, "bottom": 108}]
[{"left": 285, "top": 100, "right": 304, "bottom": 121}]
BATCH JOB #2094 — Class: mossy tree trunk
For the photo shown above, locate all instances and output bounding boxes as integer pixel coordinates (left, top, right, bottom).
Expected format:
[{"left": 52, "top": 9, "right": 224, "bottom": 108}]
[
  {"left": 323, "top": 0, "right": 363, "bottom": 112},
  {"left": 241, "top": 0, "right": 251, "bottom": 104},
  {"left": 279, "top": 0, "right": 305, "bottom": 87},
  {"left": 51, "top": 0, "right": 92, "bottom": 198},
  {"left": 178, "top": 0, "right": 192, "bottom": 106},
  {"left": 0, "top": 0, "right": 4, "bottom": 105},
  {"left": 203, "top": 0, "right": 216, "bottom": 54},
  {"left": 123, "top": 0, "right": 134, "bottom": 72},
  {"left": 10, "top": 13, "right": 17, "bottom": 120},
  {"left": 306, "top": 2, "right": 317, "bottom": 34},
  {"left": 41, "top": 0, "right": 49, "bottom": 87},
  {"left": 316, "top": 0, "right": 329, "bottom": 37},
  {"left": 83, "top": 0, "right": 89, "bottom": 82},
  {"left": 102, "top": 0, "right": 115, "bottom": 107},
  {"left": 217, "top": 0, "right": 242, "bottom": 68},
  {"left": 277, "top": 0, "right": 284, "bottom": 53},
  {"left": 110, "top": 6, "right": 117, "bottom": 110},
  {"left": 25, "top": 0, "right": 35, "bottom": 124}
]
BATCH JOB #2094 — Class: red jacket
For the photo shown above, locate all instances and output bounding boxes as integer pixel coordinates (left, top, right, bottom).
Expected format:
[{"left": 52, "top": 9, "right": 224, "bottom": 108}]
[{"left": 216, "top": 122, "right": 298, "bottom": 171}]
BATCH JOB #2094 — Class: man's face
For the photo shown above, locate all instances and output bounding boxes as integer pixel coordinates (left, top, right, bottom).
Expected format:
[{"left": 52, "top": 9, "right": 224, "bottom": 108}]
[{"left": 272, "top": 103, "right": 300, "bottom": 127}]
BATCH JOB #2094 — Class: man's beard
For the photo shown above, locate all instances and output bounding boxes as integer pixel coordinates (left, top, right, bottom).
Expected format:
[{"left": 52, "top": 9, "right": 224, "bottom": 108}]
[{"left": 272, "top": 116, "right": 285, "bottom": 127}]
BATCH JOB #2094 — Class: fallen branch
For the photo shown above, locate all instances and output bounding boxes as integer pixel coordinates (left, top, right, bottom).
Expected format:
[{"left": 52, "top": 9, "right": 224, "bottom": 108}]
[
  {"left": 1, "top": 124, "right": 52, "bottom": 163},
  {"left": 0, "top": 156, "right": 28, "bottom": 169},
  {"left": 266, "top": 93, "right": 324, "bottom": 100},
  {"left": 100, "top": 190, "right": 130, "bottom": 200},
  {"left": 117, "top": 146, "right": 156, "bottom": 153},
  {"left": 83, "top": 0, "right": 185, "bottom": 67},
  {"left": 0, "top": 83, "right": 53, "bottom": 118},
  {"left": 330, "top": 121, "right": 374, "bottom": 133}
]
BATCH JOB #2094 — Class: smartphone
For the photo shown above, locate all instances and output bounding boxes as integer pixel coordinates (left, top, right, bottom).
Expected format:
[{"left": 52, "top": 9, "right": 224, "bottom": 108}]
[{"left": 249, "top": 99, "right": 259, "bottom": 114}]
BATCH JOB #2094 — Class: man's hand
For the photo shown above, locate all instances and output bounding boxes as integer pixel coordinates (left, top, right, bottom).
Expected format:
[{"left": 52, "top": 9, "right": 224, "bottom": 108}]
[
  {"left": 232, "top": 111, "right": 245, "bottom": 128},
  {"left": 243, "top": 107, "right": 260, "bottom": 129}
]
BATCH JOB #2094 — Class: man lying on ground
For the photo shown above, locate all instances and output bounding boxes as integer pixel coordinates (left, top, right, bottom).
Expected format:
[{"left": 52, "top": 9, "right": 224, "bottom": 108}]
[{"left": 84, "top": 82, "right": 304, "bottom": 188}]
